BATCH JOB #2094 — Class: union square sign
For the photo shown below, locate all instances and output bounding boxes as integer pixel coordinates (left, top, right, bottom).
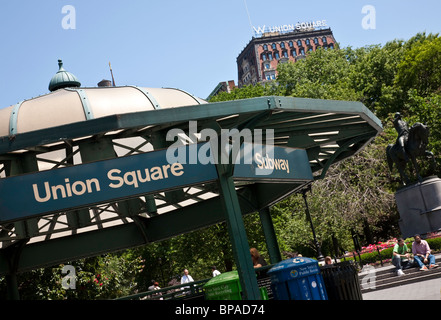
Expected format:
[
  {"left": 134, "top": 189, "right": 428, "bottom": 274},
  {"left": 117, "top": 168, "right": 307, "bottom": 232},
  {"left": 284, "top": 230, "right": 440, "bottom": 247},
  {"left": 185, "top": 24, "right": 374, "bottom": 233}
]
[
  {"left": 253, "top": 20, "right": 328, "bottom": 35},
  {"left": 0, "top": 124, "right": 313, "bottom": 223}
]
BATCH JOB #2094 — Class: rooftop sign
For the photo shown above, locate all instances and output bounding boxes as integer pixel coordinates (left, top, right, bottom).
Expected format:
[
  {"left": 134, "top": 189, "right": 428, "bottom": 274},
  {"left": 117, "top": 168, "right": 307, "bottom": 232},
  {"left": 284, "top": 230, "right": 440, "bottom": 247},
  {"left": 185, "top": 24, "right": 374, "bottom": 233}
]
[{"left": 253, "top": 20, "right": 328, "bottom": 36}]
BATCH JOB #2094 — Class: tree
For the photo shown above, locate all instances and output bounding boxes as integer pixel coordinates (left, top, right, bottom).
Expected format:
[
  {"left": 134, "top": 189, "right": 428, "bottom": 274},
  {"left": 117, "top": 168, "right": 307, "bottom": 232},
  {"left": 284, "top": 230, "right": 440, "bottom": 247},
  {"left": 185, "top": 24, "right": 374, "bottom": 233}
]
[
  {"left": 0, "top": 254, "right": 144, "bottom": 300},
  {"left": 277, "top": 46, "right": 361, "bottom": 101},
  {"left": 396, "top": 34, "right": 441, "bottom": 96},
  {"left": 349, "top": 41, "right": 405, "bottom": 118},
  {"left": 209, "top": 83, "right": 273, "bottom": 102},
  {"left": 274, "top": 131, "right": 397, "bottom": 258}
]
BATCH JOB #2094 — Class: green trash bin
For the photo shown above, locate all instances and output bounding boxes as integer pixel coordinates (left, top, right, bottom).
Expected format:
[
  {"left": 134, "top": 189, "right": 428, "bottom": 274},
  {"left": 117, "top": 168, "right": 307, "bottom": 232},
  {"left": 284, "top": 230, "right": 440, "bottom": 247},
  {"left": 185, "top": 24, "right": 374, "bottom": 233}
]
[
  {"left": 204, "top": 270, "right": 268, "bottom": 300},
  {"left": 204, "top": 271, "right": 242, "bottom": 300}
]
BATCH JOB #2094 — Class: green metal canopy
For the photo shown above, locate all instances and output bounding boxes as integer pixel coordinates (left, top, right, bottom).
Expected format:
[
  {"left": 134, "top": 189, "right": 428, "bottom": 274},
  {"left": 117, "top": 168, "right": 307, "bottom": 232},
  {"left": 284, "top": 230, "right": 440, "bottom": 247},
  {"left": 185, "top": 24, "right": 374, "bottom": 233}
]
[{"left": 0, "top": 90, "right": 382, "bottom": 299}]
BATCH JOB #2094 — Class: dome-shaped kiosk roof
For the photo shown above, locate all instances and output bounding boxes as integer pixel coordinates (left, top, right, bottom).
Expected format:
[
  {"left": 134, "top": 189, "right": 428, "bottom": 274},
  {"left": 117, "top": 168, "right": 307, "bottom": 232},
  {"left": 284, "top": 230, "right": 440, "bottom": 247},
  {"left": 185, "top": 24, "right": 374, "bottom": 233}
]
[
  {"left": 48, "top": 59, "right": 81, "bottom": 92},
  {"left": 0, "top": 86, "right": 206, "bottom": 137}
]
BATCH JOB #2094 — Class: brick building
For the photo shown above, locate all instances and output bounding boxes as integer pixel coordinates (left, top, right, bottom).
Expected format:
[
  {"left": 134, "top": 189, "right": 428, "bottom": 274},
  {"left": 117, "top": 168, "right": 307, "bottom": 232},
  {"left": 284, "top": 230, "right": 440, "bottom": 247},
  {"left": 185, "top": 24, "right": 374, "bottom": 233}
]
[
  {"left": 236, "top": 27, "right": 336, "bottom": 87},
  {"left": 207, "top": 80, "right": 236, "bottom": 100}
]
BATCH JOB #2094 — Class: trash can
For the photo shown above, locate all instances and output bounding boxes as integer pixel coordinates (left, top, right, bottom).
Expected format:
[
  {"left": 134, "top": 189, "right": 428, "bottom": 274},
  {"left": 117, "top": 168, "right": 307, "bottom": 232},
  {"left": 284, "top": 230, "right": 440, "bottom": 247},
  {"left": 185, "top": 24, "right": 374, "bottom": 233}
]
[
  {"left": 320, "top": 261, "right": 363, "bottom": 300},
  {"left": 267, "top": 257, "right": 328, "bottom": 300},
  {"left": 203, "top": 270, "right": 269, "bottom": 300}
]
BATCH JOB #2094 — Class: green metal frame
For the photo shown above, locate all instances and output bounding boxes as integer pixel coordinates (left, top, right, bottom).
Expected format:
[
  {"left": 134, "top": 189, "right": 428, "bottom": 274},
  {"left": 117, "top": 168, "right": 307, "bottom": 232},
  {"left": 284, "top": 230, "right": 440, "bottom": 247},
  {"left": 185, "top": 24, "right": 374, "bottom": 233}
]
[{"left": 0, "top": 95, "right": 382, "bottom": 299}]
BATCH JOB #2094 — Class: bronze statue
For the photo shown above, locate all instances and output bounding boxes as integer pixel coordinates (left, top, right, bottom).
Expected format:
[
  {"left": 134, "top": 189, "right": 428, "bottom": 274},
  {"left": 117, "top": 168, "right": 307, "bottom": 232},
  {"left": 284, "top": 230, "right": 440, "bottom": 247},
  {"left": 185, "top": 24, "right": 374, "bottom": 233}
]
[
  {"left": 393, "top": 113, "right": 409, "bottom": 162},
  {"left": 387, "top": 113, "right": 435, "bottom": 185}
]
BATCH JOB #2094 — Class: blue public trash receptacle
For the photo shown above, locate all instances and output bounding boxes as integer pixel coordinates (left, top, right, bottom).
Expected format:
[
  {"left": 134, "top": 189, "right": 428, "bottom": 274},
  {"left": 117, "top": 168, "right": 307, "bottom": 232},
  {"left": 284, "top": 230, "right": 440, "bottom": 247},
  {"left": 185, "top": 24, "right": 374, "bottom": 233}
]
[{"left": 267, "top": 257, "right": 328, "bottom": 300}]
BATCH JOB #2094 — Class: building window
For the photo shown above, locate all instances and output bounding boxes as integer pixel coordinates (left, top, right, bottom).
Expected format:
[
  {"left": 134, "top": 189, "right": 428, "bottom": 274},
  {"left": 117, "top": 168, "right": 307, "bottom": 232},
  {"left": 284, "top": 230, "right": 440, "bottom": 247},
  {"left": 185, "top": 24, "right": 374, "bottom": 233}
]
[
  {"left": 264, "top": 63, "right": 270, "bottom": 69},
  {"left": 268, "top": 52, "right": 273, "bottom": 60},
  {"left": 272, "top": 43, "right": 277, "bottom": 50},
  {"left": 262, "top": 53, "right": 267, "bottom": 61},
  {"left": 291, "top": 49, "right": 297, "bottom": 57},
  {"left": 314, "top": 38, "right": 319, "bottom": 45},
  {"left": 282, "top": 51, "right": 288, "bottom": 58},
  {"left": 289, "top": 41, "right": 293, "bottom": 47},
  {"left": 297, "top": 40, "right": 302, "bottom": 46},
  {"left": 275, "top": 52, "right": 280, "bottom": 60},
  {"left": 300, "top": 48, "right": 305, "bottom": 55},
  {"left": 263, "top": 44, "right": 268, "bottom": 51},
  {"left": 280, "top": 42, "right": 285, "bottom": 49},
  {"left": 265, "top": 71, "right": 276, "bottom": 80},
  {"left": 306, "top": 39, "right": 310, "bottom": 46},
  {"left": 322, "top": 37, "right": 327, "bottom": 44}
]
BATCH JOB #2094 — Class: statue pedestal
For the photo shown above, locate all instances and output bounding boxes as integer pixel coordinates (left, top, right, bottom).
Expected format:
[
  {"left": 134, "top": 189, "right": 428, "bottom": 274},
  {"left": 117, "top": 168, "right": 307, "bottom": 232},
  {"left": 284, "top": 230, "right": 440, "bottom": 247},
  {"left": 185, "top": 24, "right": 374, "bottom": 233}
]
[{"left": 396, "top": 176, "right": 441, "bottom": 238}]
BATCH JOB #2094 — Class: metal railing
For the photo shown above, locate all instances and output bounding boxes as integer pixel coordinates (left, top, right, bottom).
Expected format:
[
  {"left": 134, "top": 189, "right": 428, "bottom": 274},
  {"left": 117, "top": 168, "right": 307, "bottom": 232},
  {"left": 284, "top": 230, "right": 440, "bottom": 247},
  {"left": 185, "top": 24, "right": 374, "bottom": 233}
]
[
  {"left": 116, "top": 265, "right": 275, "bottom": 301},
  {"left": 116, "top": 278, "right": 209, "bottom": 300}
]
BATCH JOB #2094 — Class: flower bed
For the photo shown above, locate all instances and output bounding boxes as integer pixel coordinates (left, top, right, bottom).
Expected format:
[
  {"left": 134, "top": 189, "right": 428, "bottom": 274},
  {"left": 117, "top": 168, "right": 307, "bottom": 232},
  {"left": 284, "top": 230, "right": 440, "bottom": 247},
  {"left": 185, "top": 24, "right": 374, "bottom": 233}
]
[{"left": 343, "top": 234, "right": 441, "bottom": 266}]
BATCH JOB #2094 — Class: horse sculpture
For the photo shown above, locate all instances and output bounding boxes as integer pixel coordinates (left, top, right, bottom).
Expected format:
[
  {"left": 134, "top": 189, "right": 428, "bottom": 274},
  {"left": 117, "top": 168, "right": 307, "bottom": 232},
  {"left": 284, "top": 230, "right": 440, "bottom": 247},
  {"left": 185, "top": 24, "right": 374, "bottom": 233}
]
[{"left": 386, "top": 122, "right": 435, "bottom": 185}]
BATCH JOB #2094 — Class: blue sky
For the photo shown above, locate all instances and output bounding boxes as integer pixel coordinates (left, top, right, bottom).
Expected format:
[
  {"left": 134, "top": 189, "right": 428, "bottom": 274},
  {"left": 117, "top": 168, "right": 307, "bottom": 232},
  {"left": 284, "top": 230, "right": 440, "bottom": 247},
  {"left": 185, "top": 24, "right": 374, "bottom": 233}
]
[{"left": 0, "top": 0, "right": 440, "bottom": 108}]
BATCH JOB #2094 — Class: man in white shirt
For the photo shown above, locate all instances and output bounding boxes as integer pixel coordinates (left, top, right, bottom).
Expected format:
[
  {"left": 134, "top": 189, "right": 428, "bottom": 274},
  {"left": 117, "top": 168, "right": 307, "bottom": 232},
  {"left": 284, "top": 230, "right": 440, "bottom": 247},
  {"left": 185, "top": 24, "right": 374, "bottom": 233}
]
[
  {"left": 180, "top": 269, "right": 194, "bottom": 284},
  {"left": 212, "top": 266, "right": 221, "bottom": 277},
  {"left": 180, "top": 269, "right": 194, "bottom": 293}
]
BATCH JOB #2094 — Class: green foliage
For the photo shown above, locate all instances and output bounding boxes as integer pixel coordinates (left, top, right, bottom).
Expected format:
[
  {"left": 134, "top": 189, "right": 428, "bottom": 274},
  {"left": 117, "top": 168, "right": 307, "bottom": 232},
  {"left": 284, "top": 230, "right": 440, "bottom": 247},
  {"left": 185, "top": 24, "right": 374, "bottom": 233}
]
[
  {"left": 133, "top": 222, "right": 237, "bottom": 291},
  {"left": 277, "top": 47, "right": 361, "bottom": 101},
  {"left": 355, "top": 247, "right": 394, "bottom": 265},
  {"left": 345, "top": 236, "right": 441, "bottom": 265},
  {"left": 427, "top": 237, "right": 441, "bottom": 251},
  {"left": 209, "top": 83, "right": 274, "bottom": 102},
  {"left": 396, "top": 34, "right": 441, "bottom": 96},
  {"left": 0, "top": 254, "right": 143, "bottom": 300},
  {"left": 6, "top": 31, "right": 441, "bottom": 299}
]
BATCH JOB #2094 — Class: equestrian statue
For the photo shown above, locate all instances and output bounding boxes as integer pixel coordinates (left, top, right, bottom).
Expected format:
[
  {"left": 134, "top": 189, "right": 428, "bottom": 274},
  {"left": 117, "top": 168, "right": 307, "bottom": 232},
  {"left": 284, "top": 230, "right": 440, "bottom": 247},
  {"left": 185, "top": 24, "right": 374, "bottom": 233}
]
[{"left": 386, "top": 112, "right": 436, "bottom": 185}]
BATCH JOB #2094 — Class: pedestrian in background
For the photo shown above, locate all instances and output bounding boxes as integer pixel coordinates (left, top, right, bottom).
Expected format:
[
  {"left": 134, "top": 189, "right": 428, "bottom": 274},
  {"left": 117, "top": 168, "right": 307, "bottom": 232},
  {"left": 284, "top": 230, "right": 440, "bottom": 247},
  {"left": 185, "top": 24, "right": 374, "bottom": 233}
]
[{"left": 211, "top": 266, "right": 221, "bottom": 277}]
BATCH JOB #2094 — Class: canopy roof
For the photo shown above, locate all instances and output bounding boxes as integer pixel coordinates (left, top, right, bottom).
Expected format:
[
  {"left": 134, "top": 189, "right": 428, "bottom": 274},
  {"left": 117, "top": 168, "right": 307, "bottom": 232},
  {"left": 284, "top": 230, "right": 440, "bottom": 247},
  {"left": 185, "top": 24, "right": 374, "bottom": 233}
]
[
  {"left": 0, "top": 88, "right": 382, "bottom": 276},
  {"left": 0, "top": 86, "right": 205, "bottom": 137}
]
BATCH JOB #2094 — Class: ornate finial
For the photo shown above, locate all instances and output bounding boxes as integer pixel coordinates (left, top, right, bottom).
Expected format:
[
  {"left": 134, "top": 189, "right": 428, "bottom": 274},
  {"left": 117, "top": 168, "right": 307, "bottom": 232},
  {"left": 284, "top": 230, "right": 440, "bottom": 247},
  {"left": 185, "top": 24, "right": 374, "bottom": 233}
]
[{"left": 48, "top": 59, "right": 81, "bottom": 92}]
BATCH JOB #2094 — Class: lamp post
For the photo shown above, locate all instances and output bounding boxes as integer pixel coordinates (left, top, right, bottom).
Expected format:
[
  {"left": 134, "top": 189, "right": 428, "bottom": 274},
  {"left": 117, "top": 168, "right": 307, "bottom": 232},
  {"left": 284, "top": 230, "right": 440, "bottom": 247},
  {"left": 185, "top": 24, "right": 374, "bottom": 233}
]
[
  {"left": 158, "top": 257, "right": 165, "bottom": 286},
  {"left": 302, "top": 186, "right": 324, "bottom": 261}
]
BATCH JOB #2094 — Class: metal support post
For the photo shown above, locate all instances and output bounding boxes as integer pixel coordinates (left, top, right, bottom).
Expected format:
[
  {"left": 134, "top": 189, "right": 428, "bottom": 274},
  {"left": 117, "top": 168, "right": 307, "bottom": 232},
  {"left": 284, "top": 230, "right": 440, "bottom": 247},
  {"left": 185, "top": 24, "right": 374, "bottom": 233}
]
[
  {"left": 302, "top": 187, "right": 324, "bottom": 261},
  {"left": 4, "top": 239, "right": 28, "bottom": 300},
  {"left": 216, "top": 163, "right": 261, "bottom": 300},
  {"left": 258, "top": 207, "right": 282, "bottom": 264},
  {"left": 6, "top": 273, "right": 20, "bottom": 300}
]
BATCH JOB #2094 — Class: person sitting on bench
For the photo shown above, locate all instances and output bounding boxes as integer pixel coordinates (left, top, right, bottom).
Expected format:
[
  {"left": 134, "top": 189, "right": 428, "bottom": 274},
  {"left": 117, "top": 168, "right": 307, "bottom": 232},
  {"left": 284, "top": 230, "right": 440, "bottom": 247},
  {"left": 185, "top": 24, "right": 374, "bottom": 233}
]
[
  {"left": 412, "top": 235, "right": 439, "bottom": 271},
  {"left": 392, "top": 238, "right": 412, "bottom": 276}
]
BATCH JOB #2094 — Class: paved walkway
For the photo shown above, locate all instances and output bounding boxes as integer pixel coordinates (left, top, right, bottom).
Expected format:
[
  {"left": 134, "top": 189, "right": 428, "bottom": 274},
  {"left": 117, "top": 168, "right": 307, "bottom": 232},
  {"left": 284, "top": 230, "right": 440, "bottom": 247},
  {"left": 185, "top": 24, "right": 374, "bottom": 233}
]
[
  {"left": 362, "top": 254, "right": 441, "bottom": 300},
  {"left": 363, "top": 277, "right": 441, "bottom": 300}
]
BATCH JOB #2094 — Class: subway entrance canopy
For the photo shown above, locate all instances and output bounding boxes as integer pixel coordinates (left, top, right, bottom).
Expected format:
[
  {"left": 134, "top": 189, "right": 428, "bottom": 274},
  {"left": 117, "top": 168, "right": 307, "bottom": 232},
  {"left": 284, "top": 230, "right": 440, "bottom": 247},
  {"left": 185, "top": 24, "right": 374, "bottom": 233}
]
[{"left": 0, "top": 83, "right": 382, "bottom": 299}]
